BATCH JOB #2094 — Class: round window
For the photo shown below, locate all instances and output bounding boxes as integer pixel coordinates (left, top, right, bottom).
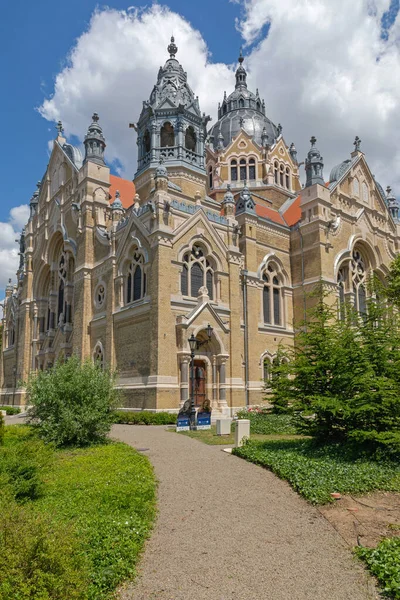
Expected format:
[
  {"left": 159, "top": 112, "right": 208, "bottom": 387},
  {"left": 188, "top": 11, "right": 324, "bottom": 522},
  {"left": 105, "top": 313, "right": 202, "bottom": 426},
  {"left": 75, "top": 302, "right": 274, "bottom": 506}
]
[{"left": 95, "top": 284, "right": 105, "bottom": 308}]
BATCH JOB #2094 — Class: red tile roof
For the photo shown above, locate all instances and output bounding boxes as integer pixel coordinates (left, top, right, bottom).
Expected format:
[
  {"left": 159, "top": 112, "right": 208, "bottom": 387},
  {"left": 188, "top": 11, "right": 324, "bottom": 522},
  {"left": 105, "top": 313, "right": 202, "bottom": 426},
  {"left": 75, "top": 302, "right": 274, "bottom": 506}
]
[
  {"left": 282, "top": 195, "right": 301, "bottom": 226},
  {"left": 109, "top": 174, "right": 135, "bottom": 209},
  {"left": 255, "top": 203, "right": 287, "bottom": 226}
]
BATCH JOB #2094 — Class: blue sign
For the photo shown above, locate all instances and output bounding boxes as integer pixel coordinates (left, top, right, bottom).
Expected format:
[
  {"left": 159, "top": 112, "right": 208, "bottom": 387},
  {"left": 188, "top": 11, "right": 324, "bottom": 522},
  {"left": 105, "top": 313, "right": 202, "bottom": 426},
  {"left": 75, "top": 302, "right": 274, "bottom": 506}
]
[
  {"left": 176, "top": 417, "right": 190, "bottom": 432},
  {"left": 196, "top": 413, "right": 211, "bottom": 430}
]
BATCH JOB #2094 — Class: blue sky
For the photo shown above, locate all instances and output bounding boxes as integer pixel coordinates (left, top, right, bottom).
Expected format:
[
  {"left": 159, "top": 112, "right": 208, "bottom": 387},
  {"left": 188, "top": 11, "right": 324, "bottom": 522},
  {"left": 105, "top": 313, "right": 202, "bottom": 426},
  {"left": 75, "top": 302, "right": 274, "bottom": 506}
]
[
  {"left": 1, "top": 0, "right": 400, "bottom": 296},
  {"left": 0, "top": 0, "right": 243, "bottom": 223}
]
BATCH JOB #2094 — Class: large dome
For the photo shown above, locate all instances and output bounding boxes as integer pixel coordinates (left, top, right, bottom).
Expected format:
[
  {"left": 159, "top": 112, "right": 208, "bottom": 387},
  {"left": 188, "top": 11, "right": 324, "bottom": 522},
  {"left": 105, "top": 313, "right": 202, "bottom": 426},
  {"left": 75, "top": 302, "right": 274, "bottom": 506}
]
[{"left": 208, "top": 52, "right": 278, "bottom": 150}]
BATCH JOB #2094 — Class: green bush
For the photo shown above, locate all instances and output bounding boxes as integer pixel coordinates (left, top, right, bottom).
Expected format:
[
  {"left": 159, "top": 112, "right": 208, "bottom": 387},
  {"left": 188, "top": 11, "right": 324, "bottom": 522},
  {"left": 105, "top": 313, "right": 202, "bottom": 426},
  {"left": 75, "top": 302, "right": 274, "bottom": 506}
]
[
  {"left": 356, "top": 537, "right": 400, "bottom": 599},
  {"left": 0, "top": 405, "right": 21, "bottom": 415},
  {"left": 0, "top": 412, "right": 3, "bottom": 446},
  {"left": 235, "top": 409, "right": 297, "bottom": 435},
  {"left": 26, "top": 356, "right": 119, "bottom": 447},
  {"left": 113, "top": 410, "right": 177, "bottom": 425},
  {"left": 233, "top": 438, "right": 400, "bottom": 504},
  {"left": 0, "top": 425, "right": 156, "bottom": 599}
]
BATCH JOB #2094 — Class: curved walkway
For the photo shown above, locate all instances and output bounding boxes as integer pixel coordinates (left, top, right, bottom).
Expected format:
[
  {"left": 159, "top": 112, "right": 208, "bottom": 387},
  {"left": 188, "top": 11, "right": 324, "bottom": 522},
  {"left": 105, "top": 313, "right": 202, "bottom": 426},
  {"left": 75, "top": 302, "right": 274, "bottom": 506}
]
[{"left": 113, "top": 425, "right": 377, "bottom": 600}]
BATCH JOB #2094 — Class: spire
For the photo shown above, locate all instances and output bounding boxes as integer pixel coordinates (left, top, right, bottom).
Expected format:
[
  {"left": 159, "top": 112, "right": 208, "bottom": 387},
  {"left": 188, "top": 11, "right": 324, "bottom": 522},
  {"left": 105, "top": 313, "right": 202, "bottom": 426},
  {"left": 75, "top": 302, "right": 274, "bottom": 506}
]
[
  {"left": 236, "top": 182, "right": 256, "bottom": 215},
  {"left": 354, "top": 136, "right": 361, "bottom": 152},
  {"left": 30, "top": 181, "right": 41, "bottom": 218},
  {"left": 305, "top": 136, "right": 325, "bottom": 187},
  {"left": 167, "top": 36, "right": 178, "bottom": 58},
  {"left": 111, "top": 190, "right": 124, "bottom": 211},
  {"left": 223, "top": 184, "right": 235, "bottom": 205},
  {"left": 56, "top": 120, "right": 64, "bottom": 138},
  {"left": 289, "top": 142, "right": 298, "bottom": 163},
  {"left": 235, "top": 48, "right": 247, "bottom": 89},
  {"left": 83, "top": 112, "right": 106, "bottom": 166},
  {"left": 5, "top": 278, "right": 13, "bottom": 298},
  {"left": 386, "top": 186, "right": 399, "bottom": 221}
]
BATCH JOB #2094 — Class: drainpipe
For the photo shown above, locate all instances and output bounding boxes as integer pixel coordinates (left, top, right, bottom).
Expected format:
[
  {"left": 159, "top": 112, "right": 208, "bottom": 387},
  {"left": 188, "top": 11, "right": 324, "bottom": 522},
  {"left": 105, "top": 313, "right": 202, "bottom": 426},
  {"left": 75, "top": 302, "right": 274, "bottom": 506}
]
[{"left": 241, "top": 269, "right": 249, "bottom": 407}]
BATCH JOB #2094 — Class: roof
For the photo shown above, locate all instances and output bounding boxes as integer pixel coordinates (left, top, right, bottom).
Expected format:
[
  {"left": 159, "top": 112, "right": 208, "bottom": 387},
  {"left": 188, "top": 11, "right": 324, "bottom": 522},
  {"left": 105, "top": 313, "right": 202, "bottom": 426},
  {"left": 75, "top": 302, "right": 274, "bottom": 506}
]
[
  {"left": 255, "top": 203, "right": 287, "bottom": 226},
  {"left": 282, "top": 195, "right": 301, "bottom": 226},
  {"left": 109, "top": 175, "right": 135, "bottom": 209}
]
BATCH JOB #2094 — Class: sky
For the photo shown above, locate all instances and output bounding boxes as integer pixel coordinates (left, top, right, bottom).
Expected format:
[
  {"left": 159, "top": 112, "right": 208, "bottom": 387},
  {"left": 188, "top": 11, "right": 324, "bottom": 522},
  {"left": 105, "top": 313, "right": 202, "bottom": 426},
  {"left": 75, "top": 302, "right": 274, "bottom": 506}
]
[{"left": 1, "top": 0, "right": 400, "bottom": 298}]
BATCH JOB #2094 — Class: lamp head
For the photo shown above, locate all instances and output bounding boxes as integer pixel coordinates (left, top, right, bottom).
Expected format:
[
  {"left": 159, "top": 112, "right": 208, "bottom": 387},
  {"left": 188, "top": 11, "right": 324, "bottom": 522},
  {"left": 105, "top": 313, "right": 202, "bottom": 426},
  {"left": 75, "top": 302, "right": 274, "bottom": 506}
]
[{"left": 188, "top": 334, "right": 198, "bottom": 352}]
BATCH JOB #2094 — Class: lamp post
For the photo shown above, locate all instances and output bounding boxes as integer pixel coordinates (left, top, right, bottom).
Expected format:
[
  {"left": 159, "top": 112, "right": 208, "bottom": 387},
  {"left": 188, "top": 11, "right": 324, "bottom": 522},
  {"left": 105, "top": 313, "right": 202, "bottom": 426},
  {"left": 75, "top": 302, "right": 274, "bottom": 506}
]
[{"left": 188, "top": 324, "right": 213, "bottom": 430}]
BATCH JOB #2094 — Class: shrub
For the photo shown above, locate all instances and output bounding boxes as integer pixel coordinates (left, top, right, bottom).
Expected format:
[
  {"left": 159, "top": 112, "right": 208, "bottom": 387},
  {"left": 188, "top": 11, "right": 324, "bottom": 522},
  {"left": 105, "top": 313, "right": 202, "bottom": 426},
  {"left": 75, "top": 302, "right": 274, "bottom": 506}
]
[
  {"left": 0, "top": 405, "right": 21, "bottom": 415},
  {"left": 235, "top": 408, "right": 297, "bottom": 435},
  {"left": 113, "top": 410, "right": 177, "bottom": 425},
  {"left": 26, "top": 356, "right": 119, "bottom": 447},
  {"left": 356, "top": 537, "right": 400, "bottom": 599},
  {"left": 0, "top": 412, "right": 3, "bottom": 446}
]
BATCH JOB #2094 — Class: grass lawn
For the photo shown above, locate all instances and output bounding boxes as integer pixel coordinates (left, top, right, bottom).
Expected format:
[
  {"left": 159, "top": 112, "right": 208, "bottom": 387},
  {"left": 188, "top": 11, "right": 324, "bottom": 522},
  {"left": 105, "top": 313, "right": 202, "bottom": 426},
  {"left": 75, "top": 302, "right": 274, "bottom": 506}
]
[
  {"left": 0, "top": 425, "right": 156, "bottom": 599},
  {"left": 175, "top": 424, "right": 304, "bottom": 445},
  {"left": 232, "top": 438, "right": 400, "bottom": 504}
]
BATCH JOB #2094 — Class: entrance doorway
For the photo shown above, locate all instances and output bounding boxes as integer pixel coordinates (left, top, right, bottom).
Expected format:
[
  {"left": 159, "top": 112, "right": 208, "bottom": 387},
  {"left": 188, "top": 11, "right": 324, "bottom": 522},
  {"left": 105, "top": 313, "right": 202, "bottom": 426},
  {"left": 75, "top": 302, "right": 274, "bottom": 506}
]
[{"left": 193, "top": 360, "right": 206, "bottom": 407}]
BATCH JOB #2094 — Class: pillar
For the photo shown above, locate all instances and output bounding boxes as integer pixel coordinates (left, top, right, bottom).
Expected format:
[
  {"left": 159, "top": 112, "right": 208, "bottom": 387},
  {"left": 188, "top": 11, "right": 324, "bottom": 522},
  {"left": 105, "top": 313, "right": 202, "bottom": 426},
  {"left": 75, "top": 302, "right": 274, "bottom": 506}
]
[
  {"left": 180, "top": 355, "right": 190, "bottom": 406},
  {"left": 218, "top": 358, "right": 228, "bottom": 408}
]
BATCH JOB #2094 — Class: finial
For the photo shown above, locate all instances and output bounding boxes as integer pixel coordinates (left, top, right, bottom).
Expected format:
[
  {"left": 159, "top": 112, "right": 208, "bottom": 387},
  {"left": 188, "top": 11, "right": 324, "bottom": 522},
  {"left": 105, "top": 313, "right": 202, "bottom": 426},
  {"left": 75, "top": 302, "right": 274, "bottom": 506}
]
[
  {"left": 92, "top": 112, "right": 99, "bottom": 123},
  {"left": 8, "top": 278, "right": 11, "bottom": 284},
  {"left": 56, "top": 121, "right": 64, "bottom": 136},
  {"left": 277, "top": 124, "right": 282, "bottom": 136},
  {"left": 239, "top": 116, "right": 244, "bottom": 127},
  {"left": 354, "top": 136, "right": 361, "bottom": 151},
  {"left": 36, "top": 181, "right": 41, "bottom": 190},
  {"left": 115, "top": 190, "right": 120, "bottom": 198},
  {"left": 387, "top": 186, "right": 392, "bottom": 196},
  {"left": 310, "top": 136, "right": 317, "bottom": 147},
  {"left": 238, "top": 47, "right": 244, "bottom": 64},
  {"left": 168, "top": 36, "right": 178, "bottom": 58}
]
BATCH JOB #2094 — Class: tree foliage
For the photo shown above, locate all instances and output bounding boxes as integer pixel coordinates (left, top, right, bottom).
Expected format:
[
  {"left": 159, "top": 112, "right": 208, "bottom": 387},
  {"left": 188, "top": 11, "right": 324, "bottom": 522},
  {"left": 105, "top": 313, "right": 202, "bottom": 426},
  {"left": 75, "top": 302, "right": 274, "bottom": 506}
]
[
  {"left": 269, "top": 282, "right": 400, "bottom": 456},
  {"left": 26, "top": 356, "right": 119, "bottom": 447}
]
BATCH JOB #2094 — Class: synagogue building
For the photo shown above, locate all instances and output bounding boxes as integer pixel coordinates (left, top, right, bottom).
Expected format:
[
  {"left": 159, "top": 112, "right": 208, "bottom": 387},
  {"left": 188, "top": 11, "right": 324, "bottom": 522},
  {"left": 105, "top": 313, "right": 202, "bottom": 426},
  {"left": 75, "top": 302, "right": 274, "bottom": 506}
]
[{"left": 2, "top": 38, "right": 399, "bottom": 411}]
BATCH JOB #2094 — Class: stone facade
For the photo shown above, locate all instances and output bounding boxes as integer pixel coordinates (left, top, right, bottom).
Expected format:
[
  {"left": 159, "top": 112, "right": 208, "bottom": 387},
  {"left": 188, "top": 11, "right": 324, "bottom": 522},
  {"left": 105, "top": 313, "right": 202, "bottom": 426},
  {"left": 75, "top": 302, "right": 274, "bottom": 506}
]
[{"left": 2, "top": 41, "right": 399, "bottom": 412}]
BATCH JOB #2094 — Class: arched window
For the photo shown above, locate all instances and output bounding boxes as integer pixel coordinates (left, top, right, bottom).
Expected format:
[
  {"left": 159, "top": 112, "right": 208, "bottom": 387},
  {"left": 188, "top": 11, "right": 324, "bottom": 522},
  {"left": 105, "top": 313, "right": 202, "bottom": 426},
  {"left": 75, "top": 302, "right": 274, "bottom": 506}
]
[
  {"left": 231, "top": 160, "right": 238, "bottom": 182},
  {"left": 263, "top": 357, "right": 271, "bottom": 381},
  {"left": 185, "top": 126, "right": 196, "bottom": 151},
  {"left": 274, "top": 162, "right": 279, "bottom": 185},
  {"left": 256, "top": 101, "right": 261, "bottom": 112},
  {"left": 280, "top": 164, "right": 284, "bottom": 187},
  {"left": 337, "top": 268, "right": 346, "bottom": 320},
  {"left": 351, "top": 249, "right": 367, "bottom": 315},
  {"left": 57, "top": 252, "right": 67, "bottom": 326},
  {"left": 126, "top": 251, "right": 146, "bottom": 304},
  {"left": 208, "top": 166, "right": 213, "bottom": 189},
  {"left": 223, "top": 104, "right": 227, "bottom": 114},
  {"left": 362, "top": 182, "right": 369, "bottom": 204},
  {"left": 239, "top": 98, "right": 244, "bottom": 109},
  {"left": 353, "top": 177, "right": 360, "bottom": 197},
  {"left": 285, "top": 167, "right": 290, "bottom": 190},
  {"left": 93, "top": 343, "right": 104, "bottom": 370},
  {"left": 249, "top": 158, "right": 256, "bottom": 181},
  {"left": 240, "top": 158, "right": 247, "bottom": 181},
  {"left": 143, "top": 129, "right": 151, "bottom": 153},
  {"left": 160, "top": 122, "right": 174, "bottom": 147},
  {"left": 180, "top": 245, "right": 215, "bottom": 300},
  {"left": 262, "top": 263, "right": 283, "bottom": 326}
]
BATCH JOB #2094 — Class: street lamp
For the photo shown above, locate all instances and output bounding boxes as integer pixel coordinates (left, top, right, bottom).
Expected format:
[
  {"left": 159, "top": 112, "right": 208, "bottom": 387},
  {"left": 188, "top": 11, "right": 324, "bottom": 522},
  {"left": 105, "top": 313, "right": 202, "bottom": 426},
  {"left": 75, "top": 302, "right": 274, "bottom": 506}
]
[{"left": 188, "top": 324, "right": 213, "bottom": 430}]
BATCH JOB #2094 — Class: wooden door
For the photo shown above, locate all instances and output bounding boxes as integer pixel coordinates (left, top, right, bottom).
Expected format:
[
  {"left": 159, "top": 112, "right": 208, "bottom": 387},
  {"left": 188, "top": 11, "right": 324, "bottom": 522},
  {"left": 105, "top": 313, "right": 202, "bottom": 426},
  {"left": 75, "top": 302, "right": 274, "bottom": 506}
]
[{"left": 193, "top": 360, "right": 206, "bottom": 407}]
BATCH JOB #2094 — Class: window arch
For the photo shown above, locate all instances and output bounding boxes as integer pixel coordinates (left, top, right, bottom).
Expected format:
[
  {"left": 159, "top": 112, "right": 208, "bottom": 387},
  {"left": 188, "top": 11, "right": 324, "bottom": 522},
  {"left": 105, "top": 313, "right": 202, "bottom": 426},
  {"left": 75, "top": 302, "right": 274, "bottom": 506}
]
[
  {"left": 208, "top": 166, "right": 213, "bottom": 189},
  {"left": 279, "top": 164, "right": 284, "bottom": 187},
  {"left": 93, "top": 343, "right": 104, "bottom": 370},
  {"left": 143, "top": 129, "right": 151, "bottom": 153},
  {"left": 180, "top": 245, "right": 215, "bottom": 300},
  {"left": 351, "top": 249, "right": 367, "bottom": 314},
  {"left": 337, "top": 267, "right": 346, "bottom": 320},
  {"left": 353, "top": 177, "right": 360, "bottom": 197},
  {"left": 362, "top": 182, "right": 369, "bottom": 203},
  {"left": 274, "top": 162, "right": 279, "bottom": 185},
  {"left": 230, "top": 160, "right": 238, "bottom": 182},
  {"left": 239, "top": 158, "right": 247, "bottom": 181},
  {"left": 126, "top": 251, "right": 146, "bottom": 304},
  {"left": 263, "top": 357, "right": 271, "bottom": 382},
  {"left": 249, "top": 158, "right": 256, "bottom": 181},
  {"left": 239, "top": 98, "right": 244, "bottom": 109},
  {"left": 262, "top": 263, "right": 283, "bottom": 326},
  {"left": 57, "top": 252, "right": 67, "bottom": 326},
  {"left": 160, "top": 122, "right": 174, "bottom": 147},
  {"left": 185, "top": 126, "right": 196, "bottom": 151},
  {"left": 285, "top": 167, "right": 290, "bottom": 190}
]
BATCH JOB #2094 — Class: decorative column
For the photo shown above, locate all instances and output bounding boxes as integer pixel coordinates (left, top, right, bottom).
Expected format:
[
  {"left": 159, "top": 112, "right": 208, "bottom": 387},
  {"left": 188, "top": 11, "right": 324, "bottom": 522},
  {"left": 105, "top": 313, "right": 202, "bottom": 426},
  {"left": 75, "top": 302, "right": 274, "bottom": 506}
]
[
  {"left": 198, "top": 128, "right": 205, "bottom": 169},
  {"left": 179, "top": 355, "right": 190, "bottom": 406},
  {"left": 177, "top": 117, "right": 184, "bottom": 160},
  {"left": 151, "top": 121, "right": 157, "bottom": 161},
  {"left": 212, "top": 356, "right": 218, "bottom": 407},
  {"left": 218, "top": 357, "right": 228, "bottom": 408}
]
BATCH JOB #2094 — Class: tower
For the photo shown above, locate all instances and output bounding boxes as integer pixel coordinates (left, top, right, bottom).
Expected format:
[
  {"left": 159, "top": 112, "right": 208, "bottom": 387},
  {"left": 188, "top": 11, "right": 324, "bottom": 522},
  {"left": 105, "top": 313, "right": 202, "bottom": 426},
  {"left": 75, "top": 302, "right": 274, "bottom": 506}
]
[
  {"left": 305, "top": 136, "right": 325, "bottom": 187},
  {"left": 134, "top": 37, "right": 210, "bottom": 199}
]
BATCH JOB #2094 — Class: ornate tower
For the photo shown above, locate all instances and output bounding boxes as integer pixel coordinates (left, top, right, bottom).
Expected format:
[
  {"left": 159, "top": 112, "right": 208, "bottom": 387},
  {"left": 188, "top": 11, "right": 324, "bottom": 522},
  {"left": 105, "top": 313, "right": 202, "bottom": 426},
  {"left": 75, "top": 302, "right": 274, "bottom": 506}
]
[
  {"left": 134, "top": 37, "right": 210, "bottom": 198},
  {"left": 83, "top": 113, "right": 106, "bottom": 165},
  {"left": 305, "top": 136, "right": 325, "bottom": 187}
]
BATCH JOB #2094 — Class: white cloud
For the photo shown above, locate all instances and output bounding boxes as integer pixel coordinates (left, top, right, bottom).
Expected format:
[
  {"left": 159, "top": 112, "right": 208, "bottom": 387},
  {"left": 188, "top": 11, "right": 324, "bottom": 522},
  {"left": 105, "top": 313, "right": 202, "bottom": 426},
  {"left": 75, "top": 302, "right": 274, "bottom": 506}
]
[
  {"left": 38, "top": 1, "right": 400, "bottom": 193},
  {"left": 0, "top": 206, "right": 29, "bottom": 295},
  {"left": 39, "top": 5, "right": 234, "bottom": 179}
]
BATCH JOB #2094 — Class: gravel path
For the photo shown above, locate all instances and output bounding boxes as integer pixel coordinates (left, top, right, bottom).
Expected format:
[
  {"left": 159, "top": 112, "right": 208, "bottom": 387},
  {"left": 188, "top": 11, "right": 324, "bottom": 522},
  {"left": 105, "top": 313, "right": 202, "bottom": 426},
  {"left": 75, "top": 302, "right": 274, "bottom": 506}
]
[{"left": 113, "top": 425, "right": 377, "bottom": 600}]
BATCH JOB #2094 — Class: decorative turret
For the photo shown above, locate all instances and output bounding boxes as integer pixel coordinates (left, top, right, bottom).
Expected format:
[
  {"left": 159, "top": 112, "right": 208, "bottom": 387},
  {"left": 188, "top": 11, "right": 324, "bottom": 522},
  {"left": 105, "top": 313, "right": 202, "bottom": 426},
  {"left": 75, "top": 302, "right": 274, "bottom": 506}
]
[
  {"left": 135, "top": 37, "right": 210, "bottom": 178},
  {"left": 236, "top": 182, "right": 256, "bottom": 215},
  {"left": 386, "top": 186, "right": 399, "bottom": 221},
  {"left": 154, "top": 159, "right": 169, "bottom": 191},
  {"left": 222, "top": 184, "right": 235, "bottom": 218},
  {"left": 235, "top": 48, "right": 247, "bottom": 89},
  {"left": 5, "top": 278, "right": 13, "bottom": 299},
  {"left": 29, "top": 181, "right": 41, "bottom": 218},
  {"left": 289, "top": 142, "right": 298, "bottom": 163},
  {"left": 111, "top": 190, "right": 125, "bottom": 222},
  {"left": 83, "top": 113, "right": 106, "bottom": 165},
  {"left": 305, "top": 136, "right": 325, "bottom": 187}
]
